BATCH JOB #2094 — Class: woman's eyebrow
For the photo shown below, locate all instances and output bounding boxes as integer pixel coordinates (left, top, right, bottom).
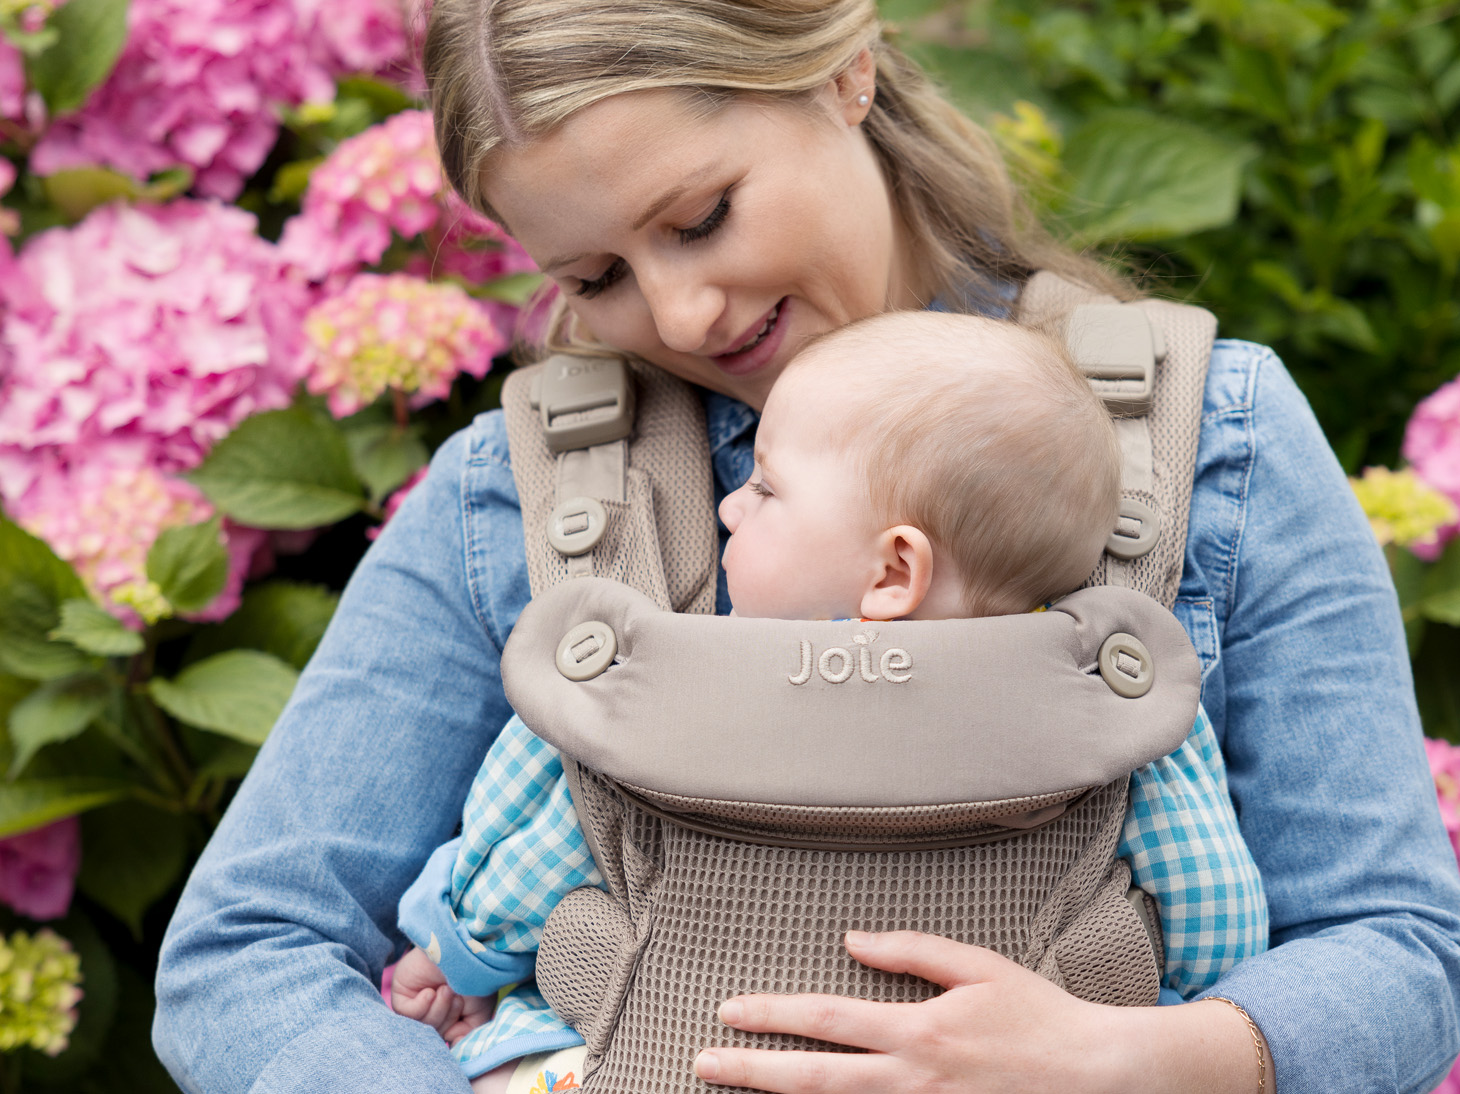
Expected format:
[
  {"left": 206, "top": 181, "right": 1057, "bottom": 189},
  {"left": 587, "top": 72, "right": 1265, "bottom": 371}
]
[{"left": 632, "top": 164, "right": 719, "bottom": 230}]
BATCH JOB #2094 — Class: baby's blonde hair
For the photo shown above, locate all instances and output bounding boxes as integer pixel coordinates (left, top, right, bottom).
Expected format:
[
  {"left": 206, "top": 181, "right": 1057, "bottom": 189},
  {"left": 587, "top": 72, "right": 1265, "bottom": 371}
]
[
  {"left": 782, "top": 312, "right": 1120, "bottom": 617},
  {"left": 422, "top": 0, "right": 1131, "bottom": 362}
]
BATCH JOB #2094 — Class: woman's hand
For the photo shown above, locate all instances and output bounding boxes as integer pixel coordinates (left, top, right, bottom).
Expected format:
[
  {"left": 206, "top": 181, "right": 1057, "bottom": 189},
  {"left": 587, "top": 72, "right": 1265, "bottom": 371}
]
[{"left": 693, "top": 931, "right": 1263, "bottom": 1094}]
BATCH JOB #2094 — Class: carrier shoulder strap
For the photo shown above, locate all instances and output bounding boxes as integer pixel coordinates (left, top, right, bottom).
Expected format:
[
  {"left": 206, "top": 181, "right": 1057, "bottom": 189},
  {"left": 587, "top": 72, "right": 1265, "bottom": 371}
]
[
  {"left": 502, "top": 275, "right": 1215, "bottom": 615},
  {"left": 1019, "top": 273, "right": 1218, "bottom": 610},
  {"left": 501, "top": 355, "right": 717, "bottom": 612}
]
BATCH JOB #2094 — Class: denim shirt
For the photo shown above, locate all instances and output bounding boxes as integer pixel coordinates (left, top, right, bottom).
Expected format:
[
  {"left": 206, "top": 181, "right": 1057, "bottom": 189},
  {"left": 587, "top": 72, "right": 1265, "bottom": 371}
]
[{"left": 154, "top": 340, "right": 1460, "bottom": 1094}]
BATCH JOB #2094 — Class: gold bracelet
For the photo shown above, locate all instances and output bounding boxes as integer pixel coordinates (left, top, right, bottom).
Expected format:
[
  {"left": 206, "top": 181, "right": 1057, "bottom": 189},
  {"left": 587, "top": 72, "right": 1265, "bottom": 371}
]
[{"left": 1209, "top": 996, "right": 1266, "bottom": 1093}]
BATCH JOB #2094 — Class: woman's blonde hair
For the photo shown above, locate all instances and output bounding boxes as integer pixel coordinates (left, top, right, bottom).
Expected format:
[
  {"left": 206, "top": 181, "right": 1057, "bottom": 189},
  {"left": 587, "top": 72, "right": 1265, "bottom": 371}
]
[{"left": 424, "top": 0, "right": 1131, "bottom": 356}]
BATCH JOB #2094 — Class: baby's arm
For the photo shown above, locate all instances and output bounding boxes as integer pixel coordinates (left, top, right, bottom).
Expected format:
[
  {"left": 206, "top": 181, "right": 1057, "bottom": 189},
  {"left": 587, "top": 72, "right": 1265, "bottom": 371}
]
[{"left": 390, "top": 945, "right": 494, "bottom": 1044}]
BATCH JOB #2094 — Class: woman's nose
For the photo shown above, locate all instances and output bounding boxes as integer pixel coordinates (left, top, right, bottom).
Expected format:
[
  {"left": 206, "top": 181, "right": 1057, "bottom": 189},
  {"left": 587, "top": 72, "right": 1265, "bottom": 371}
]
[{"left": 639, "top": 263, "right": 723, "bottom": 354}]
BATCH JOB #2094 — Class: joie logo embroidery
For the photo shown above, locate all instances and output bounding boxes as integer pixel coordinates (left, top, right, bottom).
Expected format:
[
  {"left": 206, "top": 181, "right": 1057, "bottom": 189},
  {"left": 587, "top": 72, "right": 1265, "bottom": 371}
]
[{"left": 788, "top": 629, "right": 913, "bottom": 685}]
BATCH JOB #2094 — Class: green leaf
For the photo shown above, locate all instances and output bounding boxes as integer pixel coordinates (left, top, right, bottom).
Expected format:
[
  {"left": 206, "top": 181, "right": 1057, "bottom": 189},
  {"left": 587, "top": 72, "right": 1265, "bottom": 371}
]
[
  {"left": 1063, "top": 111, "right": 1257, "bottom": 244},
  {"left": 186, "top": 580, "right": 339, "bottom": 671},
  {"left": 139, "top": 165, "right": 194, "bottom": 202},
  {"left": 8, "top": 674, "right": 111, "bottom": 776},
  {"left": 39, "top": 166, "right": 139, "bottom": 220},
  {"left": 267, "top": 157, "right": 324, "bottom": 204},
  {"left": 474, "top": 271, "right": 546, "bottom": 306},
  {"left": 24, "top": 0, "right": 130, "bottom": 115},
  {"left": 343, "top": 421, "right": 429, "bottom": 503},
  {"left": 0, "top": 776, "right": 134, "bottom": 836},
  {"left": 148, "top": 650, "right": 299, "bottom": 745},
  {"left": 187, "top": 406, "right": 367, "bottom": 530},
  {"left": 0, "top": 517, "right": 93, "bottom": 681},
  {"left": 335, "top": 75, "right": 417, "bottom": 118},
  {"left": 77, "top": 803, "right": 189, "bottom": 935},
  {"left": 1419, "top": 588, "right": 1460, "bottom": 627},
  {"left": 147, "top": 515, "right": 229, "bottom": 615},
  {"left": 49, "top": 599, "right": 145, "bottom": 657}
]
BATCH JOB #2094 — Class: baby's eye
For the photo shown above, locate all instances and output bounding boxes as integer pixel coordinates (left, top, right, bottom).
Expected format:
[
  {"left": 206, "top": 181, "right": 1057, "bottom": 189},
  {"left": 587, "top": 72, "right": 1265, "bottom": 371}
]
[{"left": 749, "top": 480, "right": 772, "bottom": 497}]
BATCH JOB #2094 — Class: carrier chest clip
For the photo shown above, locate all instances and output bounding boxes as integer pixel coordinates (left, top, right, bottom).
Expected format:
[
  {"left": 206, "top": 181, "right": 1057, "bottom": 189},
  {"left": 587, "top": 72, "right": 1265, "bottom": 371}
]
[{"left": 529, "top": 356, "right": 636, "bottom": 453}]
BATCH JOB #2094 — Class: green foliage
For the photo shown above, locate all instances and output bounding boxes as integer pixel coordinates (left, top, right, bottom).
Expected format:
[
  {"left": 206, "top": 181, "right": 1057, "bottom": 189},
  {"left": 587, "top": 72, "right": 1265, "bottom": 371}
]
[
  {"left": 22, "top": 0, "right": 129, "bottom": 115},
  {"left": 8, "top": 674, "right": 111, "bottom": 776},
  {"left": 76, "top": 804, "right": 190, "bottom": 936},
  {"left": 0, "top": 518, "right": 95, "bottom": 682},
  {"left": 146, "top": 517, "right": 229, "bottom": 617},
  {"left": 903, "top": 0, "right": 1460, "bottom": 469},
  {"left": 342, "top": 415, "right": 429, "bottom": 504},
  {"left": 148, "top": 650, "right": 299, "bottom": 745},
  {"left": 49, "top": 600, "right": 145, "bottom": 659},
  {"left": 188, "top": 405, "right": 369, "bottom": 529}
]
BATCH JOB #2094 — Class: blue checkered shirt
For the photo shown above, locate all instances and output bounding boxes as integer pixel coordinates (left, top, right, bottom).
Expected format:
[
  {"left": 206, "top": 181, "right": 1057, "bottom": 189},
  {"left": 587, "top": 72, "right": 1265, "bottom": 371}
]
[{"left": 436, "top": 704, "right": 1267, "bottom": 1074}]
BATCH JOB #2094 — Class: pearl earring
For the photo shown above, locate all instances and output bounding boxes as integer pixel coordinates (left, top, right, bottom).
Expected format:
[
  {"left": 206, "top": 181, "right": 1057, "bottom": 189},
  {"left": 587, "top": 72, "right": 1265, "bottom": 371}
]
[{"left": 857, "top": 93, "right": 870, "bottom": 106}]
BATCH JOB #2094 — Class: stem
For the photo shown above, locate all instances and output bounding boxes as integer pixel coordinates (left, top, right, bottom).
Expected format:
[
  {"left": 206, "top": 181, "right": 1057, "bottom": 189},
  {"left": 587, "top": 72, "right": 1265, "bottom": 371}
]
[
  {"left": 131, "top": 690, "right": 194, "bottom": 793},
  {"left": 94, "top": 716, "right": 180, "bottom": 798},
  {"left": 393, "top": 387, "right": 410, "bottom": 429}
]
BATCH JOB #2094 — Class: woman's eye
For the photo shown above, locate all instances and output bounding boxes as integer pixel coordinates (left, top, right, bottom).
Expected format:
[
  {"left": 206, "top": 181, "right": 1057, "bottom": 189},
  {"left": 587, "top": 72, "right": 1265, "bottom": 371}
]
[
  {"left": 575, "top": 258, "right": 627, "bottom": 299},
  {"left": 749, "top": 479, "right": 772, "bottom": 497},
  {"left": 677, "top": 191, "right": 730, "bottom": 244}
]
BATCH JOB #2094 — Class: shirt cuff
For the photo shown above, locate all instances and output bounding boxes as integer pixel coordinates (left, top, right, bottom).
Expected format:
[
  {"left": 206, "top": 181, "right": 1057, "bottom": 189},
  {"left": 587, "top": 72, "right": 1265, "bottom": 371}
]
[{"left": 398, "top": 837, "right": 537, "bottom": 997}]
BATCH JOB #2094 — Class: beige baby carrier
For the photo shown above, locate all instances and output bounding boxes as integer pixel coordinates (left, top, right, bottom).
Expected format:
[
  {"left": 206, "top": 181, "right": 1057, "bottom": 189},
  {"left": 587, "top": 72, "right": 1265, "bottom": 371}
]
[{"left": 496, "top": 274, "right": 1216, "bottom": 1093}]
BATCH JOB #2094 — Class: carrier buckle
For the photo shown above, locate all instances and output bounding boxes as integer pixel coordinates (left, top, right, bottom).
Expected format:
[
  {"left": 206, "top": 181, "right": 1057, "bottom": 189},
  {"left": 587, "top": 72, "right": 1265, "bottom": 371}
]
[
  {"left": 530, "top": 356, "right": 635, "bottom": 453},
  {"left": 1066, "top": 304, "right": 1163, "bottom": 416}
]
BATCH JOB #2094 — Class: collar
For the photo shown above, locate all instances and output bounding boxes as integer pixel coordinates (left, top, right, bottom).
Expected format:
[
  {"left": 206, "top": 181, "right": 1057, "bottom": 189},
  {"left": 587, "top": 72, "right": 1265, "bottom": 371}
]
[{"left": 701, "top": 388, "right": 758, "bottom": 456}]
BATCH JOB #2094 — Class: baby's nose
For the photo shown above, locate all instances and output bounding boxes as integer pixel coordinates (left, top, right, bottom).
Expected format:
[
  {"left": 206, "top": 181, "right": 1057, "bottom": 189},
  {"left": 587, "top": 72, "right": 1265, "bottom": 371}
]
[{"left": 718, "top": 488, "right": 743, "bottom": 531}]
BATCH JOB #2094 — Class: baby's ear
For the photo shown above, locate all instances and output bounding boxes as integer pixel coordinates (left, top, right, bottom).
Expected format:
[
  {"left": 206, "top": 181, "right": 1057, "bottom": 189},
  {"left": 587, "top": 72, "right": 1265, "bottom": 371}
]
[{"left": 860, "top": 526, "right": 934, "bottom": 621}]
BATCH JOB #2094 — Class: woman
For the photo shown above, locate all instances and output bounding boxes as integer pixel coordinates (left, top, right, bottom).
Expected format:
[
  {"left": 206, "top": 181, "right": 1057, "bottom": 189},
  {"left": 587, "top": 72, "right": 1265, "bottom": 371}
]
[{"left": 152, "top": 1, "right": 1460, "bottom": 1091}]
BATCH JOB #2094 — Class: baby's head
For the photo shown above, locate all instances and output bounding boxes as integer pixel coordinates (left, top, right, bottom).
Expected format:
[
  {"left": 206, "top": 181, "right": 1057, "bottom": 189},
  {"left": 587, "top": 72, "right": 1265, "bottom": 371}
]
[{"left": 717, "top": 311, "right": 1120, "bottom": 620}]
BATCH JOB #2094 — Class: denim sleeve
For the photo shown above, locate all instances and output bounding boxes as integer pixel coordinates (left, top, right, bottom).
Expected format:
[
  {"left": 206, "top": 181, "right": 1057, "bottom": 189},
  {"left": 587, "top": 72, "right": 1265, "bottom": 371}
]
[
  {"left": 153, "top": 414, "right": 527, "bottom": 1094},
  {"left": 1188, "top": 343, "right": 1460, "bottom": 1093}
]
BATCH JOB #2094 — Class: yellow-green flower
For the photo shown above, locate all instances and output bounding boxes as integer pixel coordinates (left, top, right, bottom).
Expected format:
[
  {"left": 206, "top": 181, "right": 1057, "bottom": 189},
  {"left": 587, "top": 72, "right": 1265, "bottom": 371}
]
[
  {"left": 0, "top": 929, "right": 83, "bottom": 1057},
  {"left": 1350, "top": 466, "right": 1458, "bottom": 550}
]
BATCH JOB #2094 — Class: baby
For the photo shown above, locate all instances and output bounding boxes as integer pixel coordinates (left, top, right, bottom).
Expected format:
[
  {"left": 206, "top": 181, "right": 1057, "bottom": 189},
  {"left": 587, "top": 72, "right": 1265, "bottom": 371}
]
[{"left": 392, "top": 311, "right": 1267, "bottom": 1093}]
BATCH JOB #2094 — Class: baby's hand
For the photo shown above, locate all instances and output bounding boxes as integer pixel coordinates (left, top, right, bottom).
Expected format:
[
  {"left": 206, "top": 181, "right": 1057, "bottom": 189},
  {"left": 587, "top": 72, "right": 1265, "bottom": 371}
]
[{"left": 390, "top": 946, "right": 493, "bottom": 1044}]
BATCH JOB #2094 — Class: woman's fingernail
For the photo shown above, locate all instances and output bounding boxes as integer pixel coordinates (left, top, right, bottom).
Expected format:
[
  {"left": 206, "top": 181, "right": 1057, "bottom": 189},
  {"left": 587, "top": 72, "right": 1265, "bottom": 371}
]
[
  {"left": 696, "top": 1051, "right": 721, "bottom": 1080},
  {"left": 846, "top": 930, "right": 873, "bottom": 946},
  {"left": 719, "top": 999, "right": 743, "bottom": 1025}
]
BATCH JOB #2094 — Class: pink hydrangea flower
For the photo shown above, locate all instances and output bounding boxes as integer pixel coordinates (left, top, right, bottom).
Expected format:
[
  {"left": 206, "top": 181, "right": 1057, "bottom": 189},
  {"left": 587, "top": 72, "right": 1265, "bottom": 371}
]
[
  {"left": 297, "top": 0, "right": 411, "bottom": 80},
  {"left": 303, "top": 272, "right": 502, "bottom": 416},
  {"left": 0, "top": 39, "right": 25, "bottom": 122},
  {"left": 0, "top": 818, "right": 80, "bottom": 922},
  {"left": 1404, "top": 377, "right": 1460, "bottom": 558},
  {"left": 28, "top": 0, "right": 339, "bottom": 200},
  {"left": 279, "top": 109, "right": 445, "bottom": 280},
  {"left": 0, "top": 199, "right": 310, "bottom": 503},
  {"left": 1426, "top": 737, "right": 1460, "bottom": 862},
  {"left": 9, "top": 461, "right": 259, "bottom": 624}
]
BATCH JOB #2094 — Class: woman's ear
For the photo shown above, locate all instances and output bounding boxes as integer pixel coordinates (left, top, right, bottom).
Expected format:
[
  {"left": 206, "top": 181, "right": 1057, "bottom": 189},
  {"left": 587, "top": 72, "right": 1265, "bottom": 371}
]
[
  {"left": 860, "top": 525, "right": 933, "bottom": 621},
  {"left": 833, "top": 46, "right": 877, "bottom": 125}
]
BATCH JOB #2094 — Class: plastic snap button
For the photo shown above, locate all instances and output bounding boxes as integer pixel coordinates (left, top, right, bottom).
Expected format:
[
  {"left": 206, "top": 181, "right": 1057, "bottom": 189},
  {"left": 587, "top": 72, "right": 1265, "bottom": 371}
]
[
  {"left": 556, "top": 621, "right": 617, "bottom": 682},
  {"left": 547, "top": 496, "right": 607, "bottom": 557},
  {"left": 1106, "top": 498, "right": 1160, "bottom": 561},
  {"left": 1098, "top": 633, "right": 1154, "bottom": 698}
]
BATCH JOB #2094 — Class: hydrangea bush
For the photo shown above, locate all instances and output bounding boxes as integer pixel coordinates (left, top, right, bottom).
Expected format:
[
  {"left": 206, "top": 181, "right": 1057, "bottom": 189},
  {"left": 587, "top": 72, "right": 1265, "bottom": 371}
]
[
  {"left": 0, "top": 1, "right": 537, "bottom": 1085},
  {"left": 0, "top": 0, "right": 1457, "bottom": 1089}
]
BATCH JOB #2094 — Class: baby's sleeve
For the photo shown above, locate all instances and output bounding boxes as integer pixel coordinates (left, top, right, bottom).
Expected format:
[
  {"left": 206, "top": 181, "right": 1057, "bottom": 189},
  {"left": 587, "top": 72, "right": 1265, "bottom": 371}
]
[
  {"left": 1119, "top": 704, "right": 1270, "bottom": 998},
  {"left": 397, "top": 714, "right": 606, "bottom": 996}
]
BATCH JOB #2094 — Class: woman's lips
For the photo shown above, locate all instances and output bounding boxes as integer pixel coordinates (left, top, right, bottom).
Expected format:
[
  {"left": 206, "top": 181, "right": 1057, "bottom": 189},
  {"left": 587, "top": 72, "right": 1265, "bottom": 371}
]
[{"left": 711, "top": 298, "right": 789, "bottom": 377}]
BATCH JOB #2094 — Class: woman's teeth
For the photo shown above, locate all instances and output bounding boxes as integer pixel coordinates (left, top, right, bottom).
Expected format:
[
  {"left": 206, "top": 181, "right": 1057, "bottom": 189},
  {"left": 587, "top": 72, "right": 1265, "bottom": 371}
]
[{"left": 733, "top": 304, "right": 780, "bottom": 355}]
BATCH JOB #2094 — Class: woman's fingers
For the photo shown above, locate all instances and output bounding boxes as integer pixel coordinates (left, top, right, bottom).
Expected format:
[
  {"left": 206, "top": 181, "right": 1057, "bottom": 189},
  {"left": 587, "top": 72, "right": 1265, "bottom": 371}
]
[
  {"left": 695, "top": 1046, "right": 898, "bottom": 1092},
  {"left": 713, "top": 991, "right": 908, "bottom": 1053},
  {"left": 843, "top": 929, "right": 1009, "bottom": 989}
]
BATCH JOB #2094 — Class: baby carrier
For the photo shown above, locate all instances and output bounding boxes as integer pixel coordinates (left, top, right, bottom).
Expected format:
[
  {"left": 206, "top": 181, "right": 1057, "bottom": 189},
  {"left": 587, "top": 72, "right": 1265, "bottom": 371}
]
[{"left": 496, "top": 273, "right": 1217, "bottom": 1093}]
